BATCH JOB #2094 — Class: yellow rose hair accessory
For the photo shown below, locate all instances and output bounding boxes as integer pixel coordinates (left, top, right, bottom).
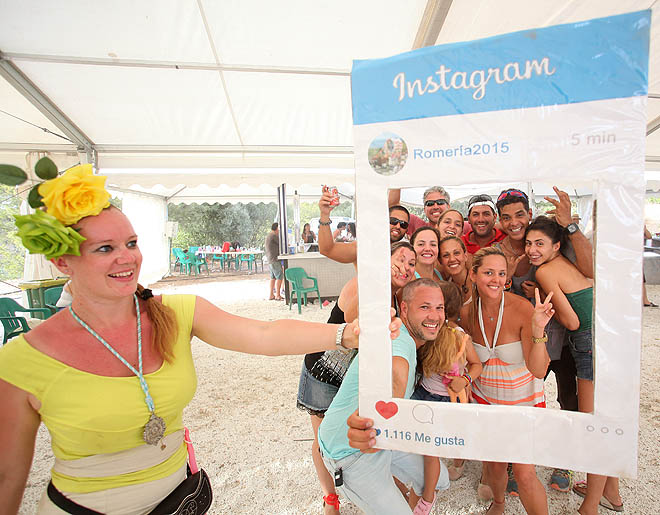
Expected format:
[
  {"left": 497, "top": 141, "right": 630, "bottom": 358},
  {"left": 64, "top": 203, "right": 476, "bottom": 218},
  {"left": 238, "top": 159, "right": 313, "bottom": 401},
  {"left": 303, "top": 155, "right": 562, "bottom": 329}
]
[
  {"left": 0, "top": 157, "right": 112, "bottom": 259},
  {"left": 38, "top": 164, "right": 111, "bottom": 225}
]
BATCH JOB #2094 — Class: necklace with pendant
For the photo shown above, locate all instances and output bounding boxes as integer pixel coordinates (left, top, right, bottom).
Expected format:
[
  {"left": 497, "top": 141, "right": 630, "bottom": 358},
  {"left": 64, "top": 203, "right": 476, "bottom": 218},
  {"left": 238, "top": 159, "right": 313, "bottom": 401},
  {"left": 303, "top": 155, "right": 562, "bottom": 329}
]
[
  {"left": 460, "top": 272, "right": 469, "bottom": 295},
  {"left": 451, "top": 271, "right": 470, "bottom": 295},
  {"left": 69, "top": 295, "right": 166, "bottom": 446}
]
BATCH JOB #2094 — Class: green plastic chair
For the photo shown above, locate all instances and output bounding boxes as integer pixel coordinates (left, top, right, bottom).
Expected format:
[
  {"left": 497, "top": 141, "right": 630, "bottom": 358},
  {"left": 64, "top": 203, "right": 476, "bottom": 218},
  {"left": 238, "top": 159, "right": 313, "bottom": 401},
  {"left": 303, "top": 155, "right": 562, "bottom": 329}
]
[
  {"left": 0, "top": 297, "right": 52, "bottom": 319},
  {"left": 211, "top": 253, "right": 227, "bottom": 271},
  {"left": 224, "top": 253, "right": 240, "bottom": 272},
  {"left": 188, "top": 252, "right": 210, "bottom": 275},
  {"left": 172, "top": 248, "right": 192, "bottom": 274},
  {"left": 44, "top": 286, "right": 64, "bottom": 314},
  {"left": 285, "top": 267, "right": 322, "bottom": 314},
  {"left": 172, "top": 247, "right": 186, "bottom": 273},
  {"left": 239, "top": 253, "right": 255, "bottom": 272},
  {"left": 1, "top": 315, "right": 30, "bottom": 344}
]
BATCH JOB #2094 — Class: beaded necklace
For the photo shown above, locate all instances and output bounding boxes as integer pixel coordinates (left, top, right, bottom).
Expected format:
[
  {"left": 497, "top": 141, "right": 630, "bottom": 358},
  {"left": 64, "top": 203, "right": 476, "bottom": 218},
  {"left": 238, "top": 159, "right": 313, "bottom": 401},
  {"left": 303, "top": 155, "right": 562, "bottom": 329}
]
[{"left": 68, "top": 294, "right": 166, "bottom": 446}]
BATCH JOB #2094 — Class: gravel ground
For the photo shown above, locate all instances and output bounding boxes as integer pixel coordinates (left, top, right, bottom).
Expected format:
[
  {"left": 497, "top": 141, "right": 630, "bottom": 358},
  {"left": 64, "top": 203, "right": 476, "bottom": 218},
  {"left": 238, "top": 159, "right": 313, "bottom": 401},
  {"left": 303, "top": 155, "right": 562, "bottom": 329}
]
[{"left": 17, "top": 276, "right": 660, "bottom": 514}]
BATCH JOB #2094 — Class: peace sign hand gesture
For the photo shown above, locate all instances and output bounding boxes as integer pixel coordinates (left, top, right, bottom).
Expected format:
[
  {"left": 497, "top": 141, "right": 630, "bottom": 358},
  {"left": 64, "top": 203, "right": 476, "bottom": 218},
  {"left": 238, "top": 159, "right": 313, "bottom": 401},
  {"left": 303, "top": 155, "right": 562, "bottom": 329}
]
[{"left": 532, "top": 288, "right": 555, "bottom": 330}]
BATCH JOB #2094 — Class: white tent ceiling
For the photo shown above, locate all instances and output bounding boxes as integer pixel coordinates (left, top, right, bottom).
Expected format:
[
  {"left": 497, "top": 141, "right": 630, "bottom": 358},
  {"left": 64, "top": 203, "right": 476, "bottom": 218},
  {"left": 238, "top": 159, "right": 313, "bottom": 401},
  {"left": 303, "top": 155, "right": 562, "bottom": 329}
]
[{"left": 2, "top": 0, "right": 660, "bottom": 203}]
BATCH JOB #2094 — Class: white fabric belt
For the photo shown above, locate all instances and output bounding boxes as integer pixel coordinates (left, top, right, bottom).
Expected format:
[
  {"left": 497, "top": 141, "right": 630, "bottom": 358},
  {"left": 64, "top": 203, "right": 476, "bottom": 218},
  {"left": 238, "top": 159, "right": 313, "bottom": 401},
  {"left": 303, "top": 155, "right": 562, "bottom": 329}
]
[{"left": 53, "top": 429, "right": 184, "bottom": 478}]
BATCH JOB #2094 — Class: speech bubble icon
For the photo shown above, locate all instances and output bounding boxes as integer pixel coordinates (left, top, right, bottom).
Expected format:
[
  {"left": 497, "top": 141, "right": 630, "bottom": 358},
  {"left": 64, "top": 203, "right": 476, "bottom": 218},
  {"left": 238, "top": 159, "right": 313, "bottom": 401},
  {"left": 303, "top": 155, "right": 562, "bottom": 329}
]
[{"left": 412, "top": 403, "right": 434, "bottom": 424}]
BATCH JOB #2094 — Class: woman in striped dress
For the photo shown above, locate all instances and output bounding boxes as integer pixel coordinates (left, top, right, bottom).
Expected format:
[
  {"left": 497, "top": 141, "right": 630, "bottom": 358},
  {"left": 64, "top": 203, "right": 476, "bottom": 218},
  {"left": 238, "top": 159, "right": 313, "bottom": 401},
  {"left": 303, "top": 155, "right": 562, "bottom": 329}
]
[{"left": 459, "top": 247, "right": 553, "bottom": 515}]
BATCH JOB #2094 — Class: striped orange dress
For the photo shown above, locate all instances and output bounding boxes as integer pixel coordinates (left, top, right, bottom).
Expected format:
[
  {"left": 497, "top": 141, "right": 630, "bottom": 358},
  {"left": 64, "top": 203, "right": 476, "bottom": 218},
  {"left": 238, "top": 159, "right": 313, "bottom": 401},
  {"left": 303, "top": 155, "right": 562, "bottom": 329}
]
[{"left": 472, "top": 295, "right": 545, "bottom": 407}]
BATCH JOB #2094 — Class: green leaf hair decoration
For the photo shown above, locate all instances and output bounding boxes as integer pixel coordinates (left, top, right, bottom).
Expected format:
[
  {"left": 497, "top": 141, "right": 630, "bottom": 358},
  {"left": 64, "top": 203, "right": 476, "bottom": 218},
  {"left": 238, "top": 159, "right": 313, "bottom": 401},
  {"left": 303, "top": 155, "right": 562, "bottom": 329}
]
[
  {"left": 0, "top": 164, "right": 28, "bottom": 186},
  {"left": 27, "top": 184, "right": 45, "bottom": 209},
  {"left": 34, "top": 157, "right": 58, "bottom": 180}
]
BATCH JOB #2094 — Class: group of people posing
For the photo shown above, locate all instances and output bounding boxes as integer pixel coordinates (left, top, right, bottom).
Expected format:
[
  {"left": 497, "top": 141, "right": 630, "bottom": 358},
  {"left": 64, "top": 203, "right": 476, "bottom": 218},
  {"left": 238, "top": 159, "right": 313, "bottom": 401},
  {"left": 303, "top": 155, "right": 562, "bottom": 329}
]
[
  {"left": 297, "top": 186, "right": 622, "bottom": 514},
  {"left": 0, "top": 162, "right": 620, "bottom": 515}
]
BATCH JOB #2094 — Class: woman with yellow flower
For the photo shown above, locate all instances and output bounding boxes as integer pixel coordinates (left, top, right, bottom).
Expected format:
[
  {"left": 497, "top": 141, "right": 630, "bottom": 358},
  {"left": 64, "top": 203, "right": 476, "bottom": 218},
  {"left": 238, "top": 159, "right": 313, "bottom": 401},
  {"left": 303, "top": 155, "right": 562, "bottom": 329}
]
[{"left": 0, "top": 164, "right": 399, "bottom": 514}]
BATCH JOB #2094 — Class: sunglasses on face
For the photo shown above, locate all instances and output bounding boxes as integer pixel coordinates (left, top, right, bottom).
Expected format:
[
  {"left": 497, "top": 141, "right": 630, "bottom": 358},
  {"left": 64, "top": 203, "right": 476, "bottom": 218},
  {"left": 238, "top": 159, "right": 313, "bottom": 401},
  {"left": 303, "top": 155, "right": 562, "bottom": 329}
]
[
  {"left": 389, "top": 217, "right": 409, "bottom": 229},
  {"left": 424, "top": 199, "right": 448, "bottom": 208},
  {"left": 497, "top": 189, "right": 528, "bottom": 202}
]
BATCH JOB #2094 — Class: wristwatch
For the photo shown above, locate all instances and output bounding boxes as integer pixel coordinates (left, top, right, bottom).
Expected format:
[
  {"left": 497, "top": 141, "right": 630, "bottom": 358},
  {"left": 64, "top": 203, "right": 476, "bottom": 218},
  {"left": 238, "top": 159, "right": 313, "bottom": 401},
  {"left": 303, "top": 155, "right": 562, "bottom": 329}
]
[
  {"left": 335, "top": 323, "right": 348, "bottom": 351},
  {"left": 532, "top": 332, "right": 548, "bottom": 345},
  {"left": 566, "top": 222, "right": 580, "bottom": 235}
]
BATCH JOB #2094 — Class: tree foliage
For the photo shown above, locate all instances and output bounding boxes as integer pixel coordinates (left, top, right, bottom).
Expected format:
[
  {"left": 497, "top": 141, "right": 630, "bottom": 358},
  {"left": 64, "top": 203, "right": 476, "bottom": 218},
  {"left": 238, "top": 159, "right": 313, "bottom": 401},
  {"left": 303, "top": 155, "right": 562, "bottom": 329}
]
[
  {"left": 0, "top": 184, "right": 26, "bottom": 279},
  {"left": 168, "top": 198, "right": 355, "bottom": 250},
  {"left": 293, "top": 200, "right": 354, "bottom": 228},
  {"left": 169, "top": 202, "right": 278, "bottom": 249}
]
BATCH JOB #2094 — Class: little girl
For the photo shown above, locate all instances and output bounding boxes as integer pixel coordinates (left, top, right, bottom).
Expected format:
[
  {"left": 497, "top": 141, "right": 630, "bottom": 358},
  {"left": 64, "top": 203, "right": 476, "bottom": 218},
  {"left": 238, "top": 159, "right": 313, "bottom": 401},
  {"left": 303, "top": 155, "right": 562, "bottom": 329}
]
[{"left": 410, "top": 282, "right": 483, "bottom": 514}]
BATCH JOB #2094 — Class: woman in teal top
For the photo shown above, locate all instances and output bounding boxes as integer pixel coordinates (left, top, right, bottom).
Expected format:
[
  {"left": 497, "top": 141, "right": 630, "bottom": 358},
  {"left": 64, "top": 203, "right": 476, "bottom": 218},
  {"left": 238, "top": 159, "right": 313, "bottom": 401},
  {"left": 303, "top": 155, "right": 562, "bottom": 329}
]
[{"left": 525, "top": 216, "right": 622, "bottom": 514}]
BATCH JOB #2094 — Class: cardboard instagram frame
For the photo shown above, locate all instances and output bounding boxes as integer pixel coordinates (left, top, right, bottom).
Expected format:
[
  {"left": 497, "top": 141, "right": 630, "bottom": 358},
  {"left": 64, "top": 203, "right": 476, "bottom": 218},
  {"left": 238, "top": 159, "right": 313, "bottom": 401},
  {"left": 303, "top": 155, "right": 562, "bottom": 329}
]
[{"left": 353, "top": 11, "right": 649, "bottom": 478}]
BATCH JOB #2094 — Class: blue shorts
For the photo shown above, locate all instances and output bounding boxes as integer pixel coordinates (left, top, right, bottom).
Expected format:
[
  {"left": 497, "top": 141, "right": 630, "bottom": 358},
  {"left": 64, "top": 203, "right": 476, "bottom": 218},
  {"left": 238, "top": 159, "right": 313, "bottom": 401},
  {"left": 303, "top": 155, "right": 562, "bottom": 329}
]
[
  {"left": 269, "top": 261, "right": 283, "bottom": 279},
  {"left": 296, "top": 364, "right": 339, "bottom": 416},
  {"left": 322, "top": 449, "right": 449, "bottom": 514},
  {"left": 411, "top": 384, "right": 452, "bottom": 403},
  {"left": 568, "top": 328, "right": 593, "bottom": 381}
]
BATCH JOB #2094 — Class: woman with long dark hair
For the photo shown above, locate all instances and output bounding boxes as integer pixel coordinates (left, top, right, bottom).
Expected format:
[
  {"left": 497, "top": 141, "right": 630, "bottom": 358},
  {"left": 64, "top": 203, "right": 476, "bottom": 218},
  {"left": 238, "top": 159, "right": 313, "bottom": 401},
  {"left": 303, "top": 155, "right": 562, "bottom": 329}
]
[
  {"left": 439, "top": 236, "right": 472, "bottom": 305},
  {"left": 525, "top": 216, "right": 622, "bottom": 514},
  {"left": 302, "top": 222, "right": 316, "bottom": 243}
]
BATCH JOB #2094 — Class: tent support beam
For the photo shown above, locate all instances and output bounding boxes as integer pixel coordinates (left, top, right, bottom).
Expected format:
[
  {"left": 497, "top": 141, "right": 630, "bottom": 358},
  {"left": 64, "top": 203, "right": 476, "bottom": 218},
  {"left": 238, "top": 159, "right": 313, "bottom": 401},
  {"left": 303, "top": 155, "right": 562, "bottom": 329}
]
[
  {"left": 94, "top": 144, "right": 354, "bottom": 154},
  {"left": 0, "top": 56, "right": 95, "bottom": 161},
  {"left": 647, "top": 114, "right": 660, "bottom": 136},
  {"left": 165, "top": 186, "right": 188, "bottom": 202},
  {"left": 2, "top": 52, "right": 350, "bottom": 76},
  {"left": 0, "top": 143, "right": 78, "bottom": 152},
  {"left": 413, "top": 0, "right": 453, "bottom": 49}
]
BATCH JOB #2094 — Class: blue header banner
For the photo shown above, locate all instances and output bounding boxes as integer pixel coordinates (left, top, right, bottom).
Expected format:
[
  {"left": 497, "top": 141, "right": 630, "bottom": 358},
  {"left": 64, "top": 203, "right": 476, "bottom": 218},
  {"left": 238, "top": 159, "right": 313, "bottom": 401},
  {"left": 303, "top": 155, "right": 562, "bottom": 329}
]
[{"left": 351, "top": 11, "right": 650, "bottom": 125}]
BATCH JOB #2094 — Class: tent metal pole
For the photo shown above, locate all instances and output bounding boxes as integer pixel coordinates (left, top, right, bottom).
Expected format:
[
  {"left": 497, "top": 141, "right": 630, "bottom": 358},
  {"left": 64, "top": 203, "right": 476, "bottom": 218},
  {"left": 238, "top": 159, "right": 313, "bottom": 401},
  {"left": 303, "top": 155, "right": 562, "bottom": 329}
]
[
  {"left": 94, "top": 144, "right": 354, "bottom": 154},
  {"left": 412, "top": 0, "right": 453, "bottom": 49},
  {"left": 647, "top": 114, "right": 660, "bottom": 136},
  {"left": 2, "top": 52, "right": 350, "bottom": 76},
  {"left": 0, "top": 55, "right": 95, "bottom": 156}
]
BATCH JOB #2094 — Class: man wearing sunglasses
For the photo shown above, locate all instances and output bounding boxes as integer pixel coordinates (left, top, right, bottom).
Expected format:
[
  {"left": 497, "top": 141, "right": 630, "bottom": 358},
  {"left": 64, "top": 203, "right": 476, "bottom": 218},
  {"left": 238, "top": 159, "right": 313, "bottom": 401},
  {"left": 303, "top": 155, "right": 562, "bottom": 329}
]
[
  {"left": 388, "top": 186, "right": 451, "bottom": 237},
  {"left": 389, "top": 205, "right": 411, "bottom": 243},
  {"left": 462, "top": 194, "right": 506, "bottom": 253}
]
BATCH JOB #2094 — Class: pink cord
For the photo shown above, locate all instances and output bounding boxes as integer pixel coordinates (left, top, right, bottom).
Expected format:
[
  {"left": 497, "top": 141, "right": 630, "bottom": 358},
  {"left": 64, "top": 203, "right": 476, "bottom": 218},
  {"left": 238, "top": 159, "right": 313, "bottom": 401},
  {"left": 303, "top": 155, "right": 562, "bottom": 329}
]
[{"left": 184, "top": 427, "right": 199, "bottom": 474}]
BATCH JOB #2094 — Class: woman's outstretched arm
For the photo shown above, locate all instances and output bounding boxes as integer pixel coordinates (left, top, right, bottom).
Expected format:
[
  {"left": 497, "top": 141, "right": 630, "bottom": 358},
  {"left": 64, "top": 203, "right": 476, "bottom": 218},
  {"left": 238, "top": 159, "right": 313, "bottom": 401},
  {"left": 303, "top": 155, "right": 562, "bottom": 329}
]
[
  {"left": 192, "top": 298, "right": 400, "bottom": 356},
  {"left": 0, "top": 379, "right": 41, "bottom": 514}
]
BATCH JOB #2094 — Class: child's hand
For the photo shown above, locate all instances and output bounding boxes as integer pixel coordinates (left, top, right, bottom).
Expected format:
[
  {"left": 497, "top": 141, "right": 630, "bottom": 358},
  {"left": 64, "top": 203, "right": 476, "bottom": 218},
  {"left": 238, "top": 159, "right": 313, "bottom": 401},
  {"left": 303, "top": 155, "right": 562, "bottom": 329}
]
[{"left": 446, "top": 375, "right": 469, "bottom": 393}]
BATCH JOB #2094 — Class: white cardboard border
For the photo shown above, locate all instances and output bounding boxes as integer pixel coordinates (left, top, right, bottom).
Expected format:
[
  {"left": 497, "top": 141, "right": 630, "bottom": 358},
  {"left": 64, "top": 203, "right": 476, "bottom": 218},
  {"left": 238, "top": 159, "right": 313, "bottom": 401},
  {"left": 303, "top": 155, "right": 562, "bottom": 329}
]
[{"left": 355, "top": 97, "right": 644, "bottom": 478}]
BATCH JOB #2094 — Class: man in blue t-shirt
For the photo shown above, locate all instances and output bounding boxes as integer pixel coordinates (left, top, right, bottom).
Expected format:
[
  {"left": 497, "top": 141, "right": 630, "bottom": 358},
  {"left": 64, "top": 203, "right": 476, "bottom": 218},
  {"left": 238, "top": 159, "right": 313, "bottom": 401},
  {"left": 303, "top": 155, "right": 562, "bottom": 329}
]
[{"left": 318, "top": 278, "right": 450, "bottom": 514}]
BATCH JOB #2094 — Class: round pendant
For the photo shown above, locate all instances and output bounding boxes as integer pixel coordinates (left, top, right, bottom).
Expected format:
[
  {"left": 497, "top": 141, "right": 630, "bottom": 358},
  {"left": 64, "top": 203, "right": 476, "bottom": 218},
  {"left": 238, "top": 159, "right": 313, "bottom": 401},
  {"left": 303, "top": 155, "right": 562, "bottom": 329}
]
[
  {"left": 143, "top": 413, "right": 166, "bottom": 446},
  {"left": 462, "top": 285, "right": 469, "bottom": 295}
]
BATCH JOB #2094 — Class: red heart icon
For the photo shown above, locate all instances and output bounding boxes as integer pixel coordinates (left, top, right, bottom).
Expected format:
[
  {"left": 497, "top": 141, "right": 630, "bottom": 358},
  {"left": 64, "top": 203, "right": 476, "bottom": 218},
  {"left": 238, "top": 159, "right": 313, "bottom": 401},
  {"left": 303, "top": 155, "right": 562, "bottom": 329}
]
[{"left": 375, "top": 401, "right": 398, "bottom": 419}]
